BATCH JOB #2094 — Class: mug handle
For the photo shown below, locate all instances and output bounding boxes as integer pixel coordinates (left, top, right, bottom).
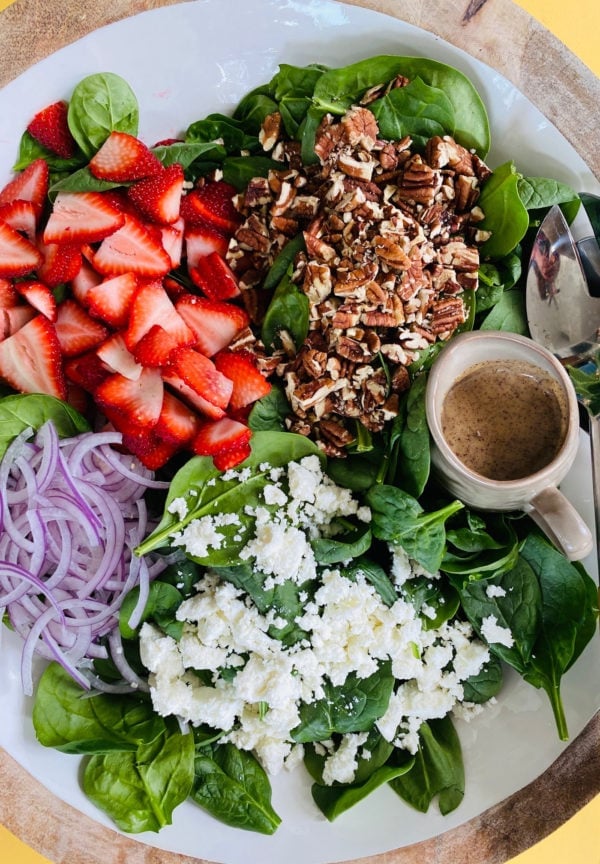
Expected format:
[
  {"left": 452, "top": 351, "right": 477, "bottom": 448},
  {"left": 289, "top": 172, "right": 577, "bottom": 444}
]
[{"left": 526, "top": 486, "right": 594, "bottom": 561}]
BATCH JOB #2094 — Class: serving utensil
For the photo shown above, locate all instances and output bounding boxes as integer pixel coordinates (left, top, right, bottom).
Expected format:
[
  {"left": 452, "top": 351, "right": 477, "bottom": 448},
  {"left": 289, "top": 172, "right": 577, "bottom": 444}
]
[{"left": 526, "top": 201, "right": 600, "bottom": 571}]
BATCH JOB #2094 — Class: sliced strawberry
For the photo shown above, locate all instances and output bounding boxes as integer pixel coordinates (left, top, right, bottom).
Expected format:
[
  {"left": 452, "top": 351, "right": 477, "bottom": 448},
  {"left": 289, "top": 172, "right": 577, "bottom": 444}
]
[
  {"left": 43, "top": 191, "right": 124, "bottom": 245},
  {"left": 0, "top": 278, "right": 19, "bottom": 308},
  {"left": 191, "top": 416, "right": 252, "bottom": 457},
  {"left": 121, "top": 427, "right": 179, "bottom": 470},
  {"left": 96, "top": 333, "right": 142, "bottom": 381},
  {"left": 86, "top": 272, "right": 138, "bottom": 328},
  {"left": 89, "top": 131, "right": 163, "bottom": 183},
  {"left": 0, "top": 221, "right": 42, "bottom": 277},
  {"left": 180, "top": 181, "right": 241, "bottom": 234},
  {"left": 71, "top": 259, "right": 103, "bottom": 306},
  {"left": 160, "top": 217, "right": 184, "bottom": 268},
  {"left": 15, "top": 280, "right": 57, "bottom": 322},
  {"left": 36, "top": 237, "right": 81, "bottom": 287},
  {"left": 133, "top": 324, "right": 180, "bottom": 368},
  {"left": 189, "top": 252, "right": 241, "bottom": 301},
  {"left": 0, "top": 314, "right": 66, "bottom": 398},
  {"left": 213, "top": 440, "right": 252, "bottom": 471},
  {"left": 27, "top": 100, "right": 77, "bottom": 159},
  {"left": 0, "top": 200, "right": 39, "bottom": 241},
  {"left": 214, "top": 349, "right": 271, "bottom": 410},
  {"left": 124, "top": 280, "right": 194, "bottom": 350},
  {"left": 127, "top": 163, "right": 184, "bottom": 225},
  {"left": 168, "top": 346, "right": 233, "bottom": 410},
  {"left": 1, "top": 305, "right": 37, "bottom": 338},
  {"left": 184, "top": 222, "right": 229, "bottom": 267},
  {"left": 54, "top": 299, "right": 108, "bottom": 357},
  {"left": 64, "top": 350, "right": 110, "bottom": 391},
  {"left": 95, "top": 366, "right": 164, "bottom": 427},
  {"left": 92, "top": 214, "right": 172, "bottom": 277},
  {"left": 163, "top": 275, "right": 186, "bottom": 300},
  {"left": 154, "top": 390, "right": 201, "bottom": 445},
  {"left": 0, "top": 159, "right": 49, "bottom": 210},
  {"left": 65, "top": 382, "right": 89, "bottom": 415},
  {"left": 162, "top": 370, "right": 226, "bottom": 420},
  {"left": 175, "top": 294, "right": 249, "bottom": 357}
]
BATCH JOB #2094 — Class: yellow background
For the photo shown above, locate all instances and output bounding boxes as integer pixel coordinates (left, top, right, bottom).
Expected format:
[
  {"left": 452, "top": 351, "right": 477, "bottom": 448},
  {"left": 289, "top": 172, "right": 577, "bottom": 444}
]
[{"left": 0, "top": 0, "right": 598, "bottom": 862}]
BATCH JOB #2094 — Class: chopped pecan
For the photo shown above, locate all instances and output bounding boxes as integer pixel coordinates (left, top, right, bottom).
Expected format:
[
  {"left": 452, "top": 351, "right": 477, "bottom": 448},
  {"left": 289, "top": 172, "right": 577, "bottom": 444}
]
[
  {"left": 260, "top": 112, "right": 282, "bottom": 151},
  {"left": 319, "top": 417, "right": 356, "bottom": 448},
  {"left": 236, "top": 214, "right": 272, "bottom": 254},
  {"left": 429, "top": 297, "right": 465, "bottom": 334},
  {"left": 341, "top": 107, "right": 379, "bottom": 150}
]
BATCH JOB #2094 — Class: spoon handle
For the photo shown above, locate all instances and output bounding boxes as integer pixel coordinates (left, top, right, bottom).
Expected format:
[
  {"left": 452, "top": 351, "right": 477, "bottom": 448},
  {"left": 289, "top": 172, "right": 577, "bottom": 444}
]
[{"left": 589, "top": 411, "right": 600, "bottom": 574}]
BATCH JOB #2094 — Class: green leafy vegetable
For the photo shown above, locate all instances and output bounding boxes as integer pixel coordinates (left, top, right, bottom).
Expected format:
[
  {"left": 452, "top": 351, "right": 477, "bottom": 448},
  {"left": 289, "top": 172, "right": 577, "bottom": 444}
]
[
  {"left": 261, "top": 268, "right": 310, "bottom": 352},
  {"left": 370, "top": 76, "right": 455, "bottom": 151},
  {"left": 67, "top": 72, "right": 139, "bottom": 158},
  {"left": 119, "top": 581, "right": 185, "bottom": 640},
  {"left": 0, "top": 393, "right": 89, "bottom": 459},
  {"left": 192, "top": 743, "right": 281, "bottom": 834},
  {"left": 478, "top": 162, "right": 530, "bottom": 259}
]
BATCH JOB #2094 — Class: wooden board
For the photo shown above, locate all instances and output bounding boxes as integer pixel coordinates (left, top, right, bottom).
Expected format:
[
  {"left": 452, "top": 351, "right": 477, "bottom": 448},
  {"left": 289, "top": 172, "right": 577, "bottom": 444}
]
[{"left": 0, "top": 1, "right": 598, "bottom": 863}]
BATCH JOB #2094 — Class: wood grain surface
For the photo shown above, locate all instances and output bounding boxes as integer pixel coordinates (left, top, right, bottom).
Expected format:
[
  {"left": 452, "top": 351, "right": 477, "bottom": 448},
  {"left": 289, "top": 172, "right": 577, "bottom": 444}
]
[{"left": 0, "top": 1, "right": 598, "bottom": 863}]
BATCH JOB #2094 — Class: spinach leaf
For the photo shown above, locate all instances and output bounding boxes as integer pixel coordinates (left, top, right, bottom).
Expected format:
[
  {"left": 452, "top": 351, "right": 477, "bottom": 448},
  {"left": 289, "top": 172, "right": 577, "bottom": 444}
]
[
  {"left": 14, "top": 130, "right": 85, "bottom": 173},
  {"left": 366, "top": 484, "right": 463, "bottom": 573},
  {"left": 519, "top": 533, "right": 598, "bottom": 739},
  {"left": 327, "top": 446, "right": 385, "bottom": 492},
  {"left": 153, "top": 140, "right": 226, "bottom": 169},
  {"left": 222, "top": 155, "right": 283, "bottom": 190},
  {"left": 390, "top": 372, "right": 431, "bottom": 497},
  {"left": 311, "top": 760, "right": 414, "bottom": 821},
  {"left": 370, "top": 76, "right": 455, "bottom": 151},
  {"left": 443, "top": 511, "right": 520, "bottom": 575},
  {"left": 0, "top": 394, "right": 89, "bottom": 458},
  {"left": 517, "top": 176, "right": 579, "bottom": 212},
  {"left": 232, "top": 88, "right": 280, "bottom": 134},
  {"left": 136, "top": 431, "right": 323, "bottom": 558},
  {"left": 462, "top": 655, "right": 503, "bottom": 703},
  {"left": 186, "top": 113, "right": 259, "bottom": 153},
  {"left": 119, "top": 581, "right": 185, "bottom": 640},
  {"left": 400, "top": 575, "right": 460, "bottom": 630},
  {"left": 449, "top": 560, "right": 542, "bottom": 672},
  {"left": 262, "top": 233, "right": 306, "bottom": 293},
  {"left": 310, "top": 55, "right": 490, "bottom": 155},
  {"left": 478, "top": 162, "right": 530, "bottom": 259},
  {"left": 67, "top": 73, "right": 139, "bottom": 159},
  {"left": 389, "top": 716, "right": 464, "bottom": 815},
  {"left": 344, "top": 556, "right": 398, "bottom": 607},
  {"left": 292, "top": 665, "right": 394, "bottom": 742},
  {"left": 479, "top": 287, "right": 528, "bottom": 334},
  {"left": 248, "top": 384, "right": 291, "bottom": 431},
  {"left": 83, "top": 723, "right": 195, "bottom": 833},
  {"left": 33, "top": 663, "right": 164, "bottom": 754},
  {"left": 568, "top": 358, "right": 600, "bottom": 416},
  {"left": 192, "top": 743, "right": 281, "bottom": 835},
  {"left": 311, "top": 522, "right": 372, "bottom": 565},
  {"left": 49, "top": 165, "right": 124, "bottom": 195},
  {"left": 261, "top": 268, "right": 310, "bottom": 352}
]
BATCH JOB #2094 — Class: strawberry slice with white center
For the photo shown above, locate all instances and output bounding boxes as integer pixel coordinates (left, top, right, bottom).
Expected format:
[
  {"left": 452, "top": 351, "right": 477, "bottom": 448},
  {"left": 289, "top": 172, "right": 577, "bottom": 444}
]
[
  {"left": 54, "top": 299, "right": 109, "bottom": 357},
  {"left": 162, "top": 370, "right": 226, "bottom": 420},
  {"left": 133, "top": 324, "right": 180, "bottom": 368},
  {"left": 71, "top": 259, "right": 103, "bottom": 305},
  {"left": 96, "top": 333, "right": 142, "bottom": 381},
  {"left": 92, "top": 214, "right": 172, "bottom": 277},
  {"left": 0, "top": 200, "right": 39, "bottom": 241},
  {"left": 184, "top": 222, "right": 229, "bottom": 267},
  {"left": 189, "top": 251, "right": 241, "bottom": 301},
  {"left": 89, "top": 131, "right": 163, "bottom": 183},
  {"left": 64, "top": 350, "right": 110, "bottom": 391},
  {"left": 43, "top": 191, "right": 124, "bottom": 245},
  {"left": 191, "top": 416, "right": 252, "bottom": 457},
  {"left": 0, "top": 221, "right": 42, "bottom": 277},
  {"left": 160, "top": 218, "right": 184, "bottom": 268},
  {"left": 154, "top": 390, "right": 201, "bottom": 445},
  {"left": 0, "top": 158, "right": 49, "bottom": 210},
  {"left": 127, "top": 163, "right": 185, "bottom": 225},
  {"left": 180, "top": 181, "right": 242, "bottom": 234},
  {"left": 175, "top": 294, "right": 250, "bottom": 357},
  {"left": 86, "top": 272, "right": 138, "bottom": 328},
  {"left": 167, "top": 346, "right": 233, "bottom": 410},
  {"left": 15, "top": 280, "right": 57, "bottom": 322},
  {"left": 95, "top": 366, "right": 164, "bottom": 428},
  {"left": 27, "top": 100, "right": 77, "bottom": 159},
  {"left": 36, "top": 237, "right": 82, "bottom": 287},
  {"left": 124, "top": 279, "right": 194, "bottom": 350},
  {"left": 214, "top": 349, "right": 271, "bottom": 409},
  {"left": 0, "top": 314, "right": 66, "bottom": 399},
  {"left": 1, "top": 305, "right": 36, "bottom": 339}
]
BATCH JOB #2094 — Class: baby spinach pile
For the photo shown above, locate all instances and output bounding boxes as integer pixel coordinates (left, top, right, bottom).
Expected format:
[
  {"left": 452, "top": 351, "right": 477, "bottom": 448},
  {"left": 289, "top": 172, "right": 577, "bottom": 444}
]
[{"left": 19, "top": 55, "right": 598, "bottom": 839}]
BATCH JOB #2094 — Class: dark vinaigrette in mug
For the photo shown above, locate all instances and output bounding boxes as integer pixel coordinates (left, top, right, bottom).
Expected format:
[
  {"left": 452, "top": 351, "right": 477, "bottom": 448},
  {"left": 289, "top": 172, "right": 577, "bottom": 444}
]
[{"left": 440, "top": 359, "right": 569, "bottom": 481}]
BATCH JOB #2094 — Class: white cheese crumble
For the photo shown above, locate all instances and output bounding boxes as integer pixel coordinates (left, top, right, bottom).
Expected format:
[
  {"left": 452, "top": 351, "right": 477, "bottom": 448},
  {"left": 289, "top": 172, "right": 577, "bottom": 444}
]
[
  {"left": 480, "top": 614, "right": 514, "bottom": 648},
  {"left": 485, "top": 584, "right": 507, "bottom": 598}
]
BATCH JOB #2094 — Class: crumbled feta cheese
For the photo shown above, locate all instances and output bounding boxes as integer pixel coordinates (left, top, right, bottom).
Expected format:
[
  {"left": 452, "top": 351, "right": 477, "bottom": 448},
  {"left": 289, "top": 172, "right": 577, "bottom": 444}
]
[
  {"left": 486, "top": 584, "right": 507, "bottom": 598},
  {"left": 481, "top": 614, "right": 514, "bottom": 648},
  {"left": 322, "top": 732, "right": 368, "bottom": 785},
  {"left": 167, "top": 496, "right": 188, "bottom": 520}
]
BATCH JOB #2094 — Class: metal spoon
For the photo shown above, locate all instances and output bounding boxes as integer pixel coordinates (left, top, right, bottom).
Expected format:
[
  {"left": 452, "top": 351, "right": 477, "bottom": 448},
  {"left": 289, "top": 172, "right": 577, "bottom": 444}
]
[{"left": 526, "top": 202, "right": 600, "bottom": 572}]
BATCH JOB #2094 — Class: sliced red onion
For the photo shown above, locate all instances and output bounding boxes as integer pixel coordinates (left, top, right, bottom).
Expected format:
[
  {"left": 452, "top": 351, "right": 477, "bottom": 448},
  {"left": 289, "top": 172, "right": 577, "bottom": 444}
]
[{"left": 0, "top": 421, "right": 169, "bottom": 694}]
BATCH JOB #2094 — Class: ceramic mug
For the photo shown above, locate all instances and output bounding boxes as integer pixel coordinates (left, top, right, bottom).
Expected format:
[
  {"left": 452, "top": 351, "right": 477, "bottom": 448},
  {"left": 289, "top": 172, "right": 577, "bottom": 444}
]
[{"left": 425, "top": 330, "right": 593, "bottom": 561}]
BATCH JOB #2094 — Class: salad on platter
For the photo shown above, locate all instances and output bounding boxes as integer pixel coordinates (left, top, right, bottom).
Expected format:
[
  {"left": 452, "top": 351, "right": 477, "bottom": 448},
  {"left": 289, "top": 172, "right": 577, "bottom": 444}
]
[{"left": 0, "top": 53, "right": 598, "bottom": 840}]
